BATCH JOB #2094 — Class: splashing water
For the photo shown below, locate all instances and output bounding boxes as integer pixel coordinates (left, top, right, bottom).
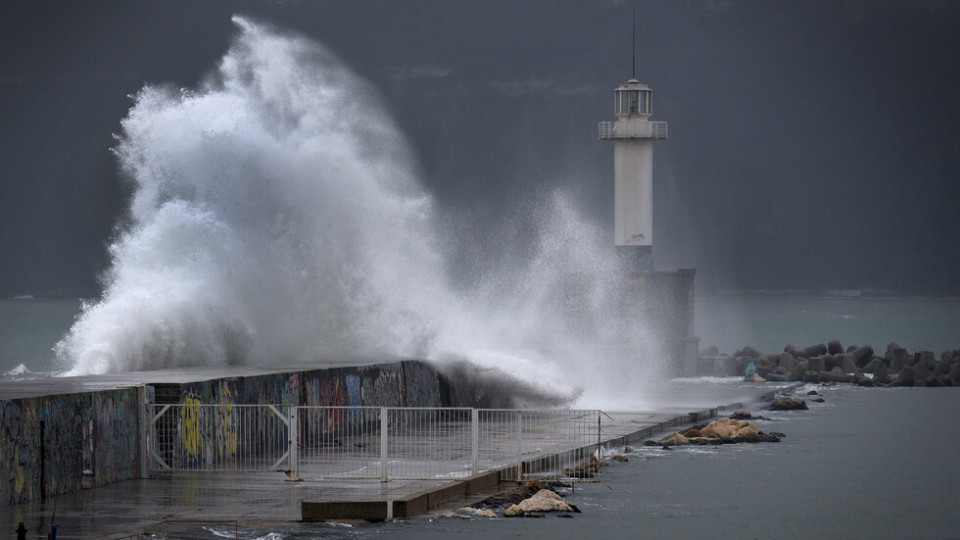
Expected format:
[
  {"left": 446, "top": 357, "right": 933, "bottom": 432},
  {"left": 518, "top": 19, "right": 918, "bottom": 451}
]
[{"left": 56, "top": 16, "right": 662, "bottom": 407}]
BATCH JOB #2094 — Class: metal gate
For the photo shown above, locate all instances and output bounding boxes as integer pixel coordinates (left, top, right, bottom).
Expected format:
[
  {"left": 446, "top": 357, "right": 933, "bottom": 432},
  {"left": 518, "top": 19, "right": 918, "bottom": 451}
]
[{"left": 148, "top": 403, "right": 293, "bottom": 472}]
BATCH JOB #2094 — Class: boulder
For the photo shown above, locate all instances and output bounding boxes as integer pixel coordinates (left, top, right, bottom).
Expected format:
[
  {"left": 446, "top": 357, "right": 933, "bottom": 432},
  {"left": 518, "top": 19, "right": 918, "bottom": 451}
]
[
  {"left": 682, "top": 427, "right": 701, "bottom": 438},
  {"left": 855, "top": 372, "right": 874, "bottom": 387},
  {"left": 802, "top": 370, "right": 820, "bottom": 383},
  {"left": 746, "top": 373, "right": 766, "bottom": 382},
  {"left": 482, "top": 481, "right": 545, "bottom": 506},
  {"left": 505, "top": 504, "right": 525, "bottom": 517},
  {"left": 925, "top": 375, "right": 942, "bottom": 387},
  {"left": 828, "top": 339, "right": 845, "bottom": 355},
  {"left": 730, "top": 410, "right": 752, "bottom": 420},
  {"left": 700, "top": 418, "right": 749, "bottom": 439},
  {"left": 513, "top": 490, "right": 575, "bottom": 514},
  {"left": 612, "top": 455, "right": 628, "bottom": 462},
  {"left": 735, "top": 346, "right": 762, "bottom": 358},
  {"left": 663, "top": 432, "right": 690, "bottom": 446},
  {"left": 846, "top": 345, "right": 858, "bottom": 353},
  {"left": 733, "top": 423, "right": 760, "bottom": 439},
  {"left": 771, "top": 398, "right": 808, "bottom": 411}
]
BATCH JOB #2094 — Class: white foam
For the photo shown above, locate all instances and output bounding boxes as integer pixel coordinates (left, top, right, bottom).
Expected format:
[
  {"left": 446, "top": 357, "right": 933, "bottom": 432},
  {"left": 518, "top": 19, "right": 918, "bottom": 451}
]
[{"left": 55, "top": 17, "right": 663, "bottom": 406}]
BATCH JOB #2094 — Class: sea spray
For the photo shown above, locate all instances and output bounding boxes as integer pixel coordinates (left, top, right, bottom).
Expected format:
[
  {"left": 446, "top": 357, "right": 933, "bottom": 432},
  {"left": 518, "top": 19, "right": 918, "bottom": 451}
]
[{"left": 56, "top": 16, "right": 662, "bottom": 407}]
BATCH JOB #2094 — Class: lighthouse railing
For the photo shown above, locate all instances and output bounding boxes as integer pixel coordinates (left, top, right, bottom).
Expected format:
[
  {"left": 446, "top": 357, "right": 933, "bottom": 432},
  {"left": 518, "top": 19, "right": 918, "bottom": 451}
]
[{"left": 598, "top": 120, "right": 668, "bottom": 140}]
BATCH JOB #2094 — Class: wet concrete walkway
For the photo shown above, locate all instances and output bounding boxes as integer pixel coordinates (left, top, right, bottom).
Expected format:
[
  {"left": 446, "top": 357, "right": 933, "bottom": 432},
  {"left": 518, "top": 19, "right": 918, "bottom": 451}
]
[{"left": 1, "top": 393, "right": 790, "bottom": 539}]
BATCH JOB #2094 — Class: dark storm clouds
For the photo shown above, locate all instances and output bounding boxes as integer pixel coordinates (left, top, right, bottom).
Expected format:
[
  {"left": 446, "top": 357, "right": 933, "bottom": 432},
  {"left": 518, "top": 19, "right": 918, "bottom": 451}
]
[{"left": 1, "top": 0, "right": 958, "bottom": 296}]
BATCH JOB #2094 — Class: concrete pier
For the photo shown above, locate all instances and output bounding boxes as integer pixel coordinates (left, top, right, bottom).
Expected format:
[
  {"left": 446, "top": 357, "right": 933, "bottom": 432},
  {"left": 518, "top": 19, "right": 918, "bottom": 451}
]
[{"left": 2, "top": 363, "right": 791, "bottom": 538}]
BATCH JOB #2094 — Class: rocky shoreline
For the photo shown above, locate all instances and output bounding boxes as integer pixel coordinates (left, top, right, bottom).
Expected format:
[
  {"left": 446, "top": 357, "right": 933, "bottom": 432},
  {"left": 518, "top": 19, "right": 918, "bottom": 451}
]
[{"left": 699, "top": 341, "right": 960, "bottom": 387}]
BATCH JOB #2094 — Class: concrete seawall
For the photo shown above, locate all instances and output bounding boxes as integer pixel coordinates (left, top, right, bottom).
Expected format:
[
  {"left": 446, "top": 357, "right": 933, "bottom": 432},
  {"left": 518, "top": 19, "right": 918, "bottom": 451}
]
[
  {"left": 1, "top": 360, "right": 505, "bottom": 506},
  {"left": 1, "top": 388, "right": 142, "bottom": 505}
]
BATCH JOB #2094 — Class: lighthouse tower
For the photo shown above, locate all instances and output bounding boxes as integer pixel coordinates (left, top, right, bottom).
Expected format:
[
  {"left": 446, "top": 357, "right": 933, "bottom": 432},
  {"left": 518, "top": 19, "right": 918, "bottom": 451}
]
[{"left": 599, "top": 77, "right": 667, "bottom": 273}]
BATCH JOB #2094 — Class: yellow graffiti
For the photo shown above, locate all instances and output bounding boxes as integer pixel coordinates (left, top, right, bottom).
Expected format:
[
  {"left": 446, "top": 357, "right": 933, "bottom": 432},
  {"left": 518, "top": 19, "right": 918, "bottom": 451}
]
[
  {"left": 14, "top": 465, "right": 25, "bottom": 497},
  {"left": 180, "top": 396, "right": 203, "bottom": 458},
  {"left": 216, "top": 384, "right": 237, "bottom": 459}
]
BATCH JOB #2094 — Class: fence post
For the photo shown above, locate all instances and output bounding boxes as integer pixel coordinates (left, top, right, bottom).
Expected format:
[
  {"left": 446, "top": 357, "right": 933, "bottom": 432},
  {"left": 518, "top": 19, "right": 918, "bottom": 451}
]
[
  {"left": 289, "top": 407, "right": 299, "bottom": 480},
  {"left": 139, "top": 386, "right": 149, "bottom": 478},
  {"left": 516, "top": 410, "right": 523, "bottom": 482},
  {"left": 471, "top": 408, "right": 479, "bottom": 475},
  {"left": 380, "top": 407, "right": 388, "bottom": 483},
  {"left": 597, "top": 412, "right": 602, "bottom": 461}
]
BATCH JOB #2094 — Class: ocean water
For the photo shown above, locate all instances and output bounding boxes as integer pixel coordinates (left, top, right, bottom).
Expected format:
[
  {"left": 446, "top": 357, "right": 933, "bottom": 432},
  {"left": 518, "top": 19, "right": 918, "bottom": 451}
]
[
  {"left": 0, "top": 297, "right": 83, "bottom": 377},
  {"left": 3, "top": 295, "right": 958, "bottom": 379},
  {"left": 696, "top": 295, "right": 960, "bottom": 356}
]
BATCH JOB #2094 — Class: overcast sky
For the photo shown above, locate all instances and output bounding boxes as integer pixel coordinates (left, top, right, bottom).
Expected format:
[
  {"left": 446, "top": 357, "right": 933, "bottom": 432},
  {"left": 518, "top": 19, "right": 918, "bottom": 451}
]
[{"left": 2, "top": 0, "right": 958, "bottom": 296}]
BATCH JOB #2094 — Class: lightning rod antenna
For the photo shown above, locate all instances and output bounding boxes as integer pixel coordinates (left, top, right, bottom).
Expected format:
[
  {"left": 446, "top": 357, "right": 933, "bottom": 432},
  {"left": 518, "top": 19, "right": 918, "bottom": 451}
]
[{"left": 632, "top": 8, "right": 637, "bottom": 79}]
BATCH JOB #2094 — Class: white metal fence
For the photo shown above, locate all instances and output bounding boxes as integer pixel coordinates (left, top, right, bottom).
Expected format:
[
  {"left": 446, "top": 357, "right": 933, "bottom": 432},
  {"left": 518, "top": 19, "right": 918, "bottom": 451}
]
[
  {"left": 148, "top": 404, "right": 292, "bottom": 472},
  {"left": 148, "top": 405, "right": 602, "bottom": 482}
]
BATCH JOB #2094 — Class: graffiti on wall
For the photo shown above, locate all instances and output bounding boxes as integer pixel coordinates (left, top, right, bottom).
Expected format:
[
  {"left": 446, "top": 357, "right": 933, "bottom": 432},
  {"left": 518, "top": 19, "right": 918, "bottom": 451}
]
[{"left": 1, "top": 389, "right": 140, "bottom": 506}]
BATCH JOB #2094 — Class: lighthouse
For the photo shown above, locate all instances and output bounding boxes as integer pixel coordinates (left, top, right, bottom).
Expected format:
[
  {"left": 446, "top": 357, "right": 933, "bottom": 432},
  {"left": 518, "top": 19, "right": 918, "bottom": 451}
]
[{"left": 599, "top": 77, "right": 667, "bottom": 273}]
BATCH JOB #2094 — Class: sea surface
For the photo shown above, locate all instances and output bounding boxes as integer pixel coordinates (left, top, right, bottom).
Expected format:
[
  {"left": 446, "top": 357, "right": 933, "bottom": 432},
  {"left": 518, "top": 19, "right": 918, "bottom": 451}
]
[
  {"left": 2, "top": 295, "right": 959, "bottom": 538},
  {"left": 3, "top": 295, "right": 958, "bottom": 379}
]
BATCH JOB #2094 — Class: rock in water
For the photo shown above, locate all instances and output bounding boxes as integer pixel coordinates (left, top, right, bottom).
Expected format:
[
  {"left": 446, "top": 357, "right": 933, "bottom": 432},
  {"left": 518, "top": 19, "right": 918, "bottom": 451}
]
[
  {"left": 700, "top": 418, "right": 746, "bottom": 438},
  {"left": 504, "top": 504, "right": 524, "bottom": 517},
  {"left": 663, "top": 432, "right": 690, "bottom": 446},
  {"left": 771, "top": 398, "right": 808, "bottom": 411},
  {"left": 514, "top": 490, "right": 575, "bottom": 514}
]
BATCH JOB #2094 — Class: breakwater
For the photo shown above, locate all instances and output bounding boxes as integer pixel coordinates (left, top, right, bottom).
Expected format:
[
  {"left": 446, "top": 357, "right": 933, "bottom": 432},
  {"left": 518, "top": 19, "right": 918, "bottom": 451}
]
[
  {"left": 1, "top": 360, "right": 529, "bottom": 506},
  {"left": 697, "top": 341, "right": 960, "bottom": 387}
]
